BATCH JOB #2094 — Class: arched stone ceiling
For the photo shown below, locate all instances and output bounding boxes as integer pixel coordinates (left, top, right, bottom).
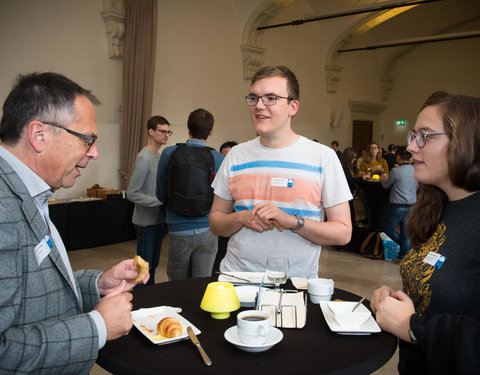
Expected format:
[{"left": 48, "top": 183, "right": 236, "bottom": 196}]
[{"left": 241, "top": 0, "right": 480, "bottom": 99}]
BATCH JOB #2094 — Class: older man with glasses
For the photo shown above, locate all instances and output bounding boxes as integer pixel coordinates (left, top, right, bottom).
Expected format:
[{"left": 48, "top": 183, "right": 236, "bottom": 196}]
[{"left": 0, "top": 72, "right": 148, "bottom": 374}]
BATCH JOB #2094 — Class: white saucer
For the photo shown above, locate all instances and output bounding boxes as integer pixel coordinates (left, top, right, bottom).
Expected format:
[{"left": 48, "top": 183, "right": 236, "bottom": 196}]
[{"left": 224, "top": 326, "right": 283, "bottom": 352}]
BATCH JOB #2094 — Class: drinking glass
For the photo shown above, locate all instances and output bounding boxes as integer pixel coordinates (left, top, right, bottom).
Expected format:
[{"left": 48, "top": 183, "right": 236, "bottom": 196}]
[{"left": 266, "top": 256, "right": 289, "bottom": 291}]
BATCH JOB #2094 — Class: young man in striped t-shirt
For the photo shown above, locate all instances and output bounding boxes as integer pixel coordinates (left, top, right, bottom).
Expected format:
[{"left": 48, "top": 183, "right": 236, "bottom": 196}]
[{"left": 210, "top": 66, "right": 352, "bottom": 279}]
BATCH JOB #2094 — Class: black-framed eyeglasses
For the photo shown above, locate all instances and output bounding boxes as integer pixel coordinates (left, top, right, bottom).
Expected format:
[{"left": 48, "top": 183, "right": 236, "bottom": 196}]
[
  {"left": 42, "top": 121, "right": 97, "bottom": 150},
  {"left": 245, "top": 94, "right": 293, "bottom": 106},
  {"left": 407, "top": 129, "right": 448, "bottom": 148},
  {"left": 156, "top": 129, "right": 173, "bottom": 136}
]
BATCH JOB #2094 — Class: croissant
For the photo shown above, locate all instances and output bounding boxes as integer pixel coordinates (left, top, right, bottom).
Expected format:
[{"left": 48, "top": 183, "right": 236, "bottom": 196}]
[
  {"left": 157, "top": 317, "right": 182, "bottom": 338},
  {"left": 133, "top": 255, "right": 149, "bottom": 283}
]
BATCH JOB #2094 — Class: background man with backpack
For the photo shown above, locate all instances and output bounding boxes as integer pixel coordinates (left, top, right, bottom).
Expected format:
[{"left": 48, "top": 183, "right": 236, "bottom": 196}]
[{"left": 156, "top": 108, "right": 224, "bottom": 280}]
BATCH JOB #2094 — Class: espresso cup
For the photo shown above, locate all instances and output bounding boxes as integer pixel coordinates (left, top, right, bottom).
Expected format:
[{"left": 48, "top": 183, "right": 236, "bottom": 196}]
[{"left": 237, "top": 310, "right": 271, "bottom": 345}]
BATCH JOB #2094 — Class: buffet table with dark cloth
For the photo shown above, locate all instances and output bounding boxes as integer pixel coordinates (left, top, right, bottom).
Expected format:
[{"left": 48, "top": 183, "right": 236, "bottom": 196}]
[
  {"left": 49, "top": 197, "right": 136, "bottom": 250},
  {"left": 359, "top": 180, "right": 390, "bottom": 232},
  {"left": 97, "top": 277, "right": 397, "bottom": 375}
]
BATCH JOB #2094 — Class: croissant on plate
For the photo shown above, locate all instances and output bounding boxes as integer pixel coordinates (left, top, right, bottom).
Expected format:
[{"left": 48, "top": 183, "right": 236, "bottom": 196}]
[{"left": 157, "top": 317, "right": 182, "bottom": 338}]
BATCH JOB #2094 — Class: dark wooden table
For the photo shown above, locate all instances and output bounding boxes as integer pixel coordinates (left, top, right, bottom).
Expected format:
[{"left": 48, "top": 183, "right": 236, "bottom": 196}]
[{"left": 97, "top": 277, "right": 397, "bottom": 375}]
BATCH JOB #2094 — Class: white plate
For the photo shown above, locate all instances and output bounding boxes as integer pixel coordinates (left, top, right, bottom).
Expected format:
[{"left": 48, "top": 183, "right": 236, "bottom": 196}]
[
  {"left": 218, "top": 272, "right": 276, "bottom": 286},
  {"left": 319, "top": 301, "right": 381, "bottom": 335},
  {"left": 131, "top": 306, "right": 201, "bottom": 345},
  {"left": 234, "top": 286, "right": 267, "bottom": 307},
  {"left": 224, "top": 325, "right": 283, "bottom": 352}
]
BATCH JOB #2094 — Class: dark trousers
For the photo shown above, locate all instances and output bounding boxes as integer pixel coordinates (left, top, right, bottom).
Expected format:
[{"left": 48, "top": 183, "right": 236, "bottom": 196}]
[
  {"left": 383, "top": 205, "right": 412, "bottom": 259},
  {"left": 135, "top": 223, "right": 164, "bottom": 286}
]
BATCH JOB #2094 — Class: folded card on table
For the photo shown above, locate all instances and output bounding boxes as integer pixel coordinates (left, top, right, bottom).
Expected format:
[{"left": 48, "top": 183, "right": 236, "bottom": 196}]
[{"left": 259, "top": 290, "right": 306, "bottom": 329}]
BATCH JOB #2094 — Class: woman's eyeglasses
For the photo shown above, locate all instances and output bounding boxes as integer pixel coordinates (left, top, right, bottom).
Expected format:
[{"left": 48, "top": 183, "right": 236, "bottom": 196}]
[{"left": 407, "top": 129, "right": 448, "bottom": 148}]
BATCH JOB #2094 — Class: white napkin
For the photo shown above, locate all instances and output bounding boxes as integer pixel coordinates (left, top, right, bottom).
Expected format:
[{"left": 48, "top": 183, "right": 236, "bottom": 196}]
[
  {"left": 291, "top": 277, "right": 308, "bottom": 290},
  {"left": 259, "top": 290, "right": 306, "bottom": 328}
]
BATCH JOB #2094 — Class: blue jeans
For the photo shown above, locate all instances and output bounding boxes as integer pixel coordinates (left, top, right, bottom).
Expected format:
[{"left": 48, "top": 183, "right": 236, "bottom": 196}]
[
  {"left": 382, "top": 205, "right": 412, "bottom": 259},
  {"left": 135, "top": 223, "right": 164, "bottom": 286},
  {"left": 167, "top": 229, "right": 218, "bottom": 281}
]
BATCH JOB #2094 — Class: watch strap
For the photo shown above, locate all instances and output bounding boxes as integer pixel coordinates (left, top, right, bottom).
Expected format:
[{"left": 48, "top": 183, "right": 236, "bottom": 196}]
[{"left": 292, "top": 215, "right": 305, "bottom": 232}]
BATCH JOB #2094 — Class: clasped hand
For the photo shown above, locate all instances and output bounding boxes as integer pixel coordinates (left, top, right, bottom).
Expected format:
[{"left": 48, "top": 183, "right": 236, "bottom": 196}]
[
  {"left": 370, "top": 285, "right": 415, "bottom": 342},
  {"left": 246, "top": 202, "right": 296, "bottom": 232}
]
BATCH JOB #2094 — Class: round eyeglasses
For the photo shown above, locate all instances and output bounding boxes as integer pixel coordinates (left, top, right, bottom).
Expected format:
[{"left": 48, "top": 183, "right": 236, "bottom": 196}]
[
  {"left": 245, "top": 94, "right": 292, "bottom": 106},
  {"left": 41, "top": 121, "right": 97, "bottom": 151},
  {"left": 407, "top": 129, "right": 448, "bottom": 148}
]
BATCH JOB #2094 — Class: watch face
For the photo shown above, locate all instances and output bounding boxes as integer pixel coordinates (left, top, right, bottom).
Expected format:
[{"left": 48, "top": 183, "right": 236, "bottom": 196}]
[{"left": 293, "top": 215, "right": 304, "bottom": 232}]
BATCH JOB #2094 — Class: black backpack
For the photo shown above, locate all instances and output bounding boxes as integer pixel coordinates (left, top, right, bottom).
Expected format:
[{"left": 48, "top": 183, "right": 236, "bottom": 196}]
[{"left": 165, "top": 143, "right": 216, "bottom": 218}]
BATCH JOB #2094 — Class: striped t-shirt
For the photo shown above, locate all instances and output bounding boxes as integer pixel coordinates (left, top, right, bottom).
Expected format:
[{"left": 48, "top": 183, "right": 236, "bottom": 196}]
[{"left": 212, "top": 136, "right": 352, "bottom": 279}]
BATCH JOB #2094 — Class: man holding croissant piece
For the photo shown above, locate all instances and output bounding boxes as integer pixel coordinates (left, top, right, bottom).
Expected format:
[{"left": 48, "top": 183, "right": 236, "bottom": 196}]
[{"left": 0, "top": 72, "right": 148, "bottom": 374}]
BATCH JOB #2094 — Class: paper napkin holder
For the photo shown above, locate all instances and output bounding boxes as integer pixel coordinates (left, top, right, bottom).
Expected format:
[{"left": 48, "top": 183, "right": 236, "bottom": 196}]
[{"left": 259, "top": 290, "right": 307, "bottom": 328}]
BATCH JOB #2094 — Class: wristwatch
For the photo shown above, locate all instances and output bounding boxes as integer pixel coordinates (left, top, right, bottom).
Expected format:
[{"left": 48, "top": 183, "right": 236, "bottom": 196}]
[
  {"left": 408, "top": 328, "right": 418, "bottom": 345},
  {"left": 292, "top": 215, "right": 305, "bottom": 232}
]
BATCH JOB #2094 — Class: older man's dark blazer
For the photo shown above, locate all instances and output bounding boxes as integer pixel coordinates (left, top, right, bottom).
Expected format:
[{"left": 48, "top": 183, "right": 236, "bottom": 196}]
[{"left": 0, "top": 155, "right": 102, "bottom": 374}]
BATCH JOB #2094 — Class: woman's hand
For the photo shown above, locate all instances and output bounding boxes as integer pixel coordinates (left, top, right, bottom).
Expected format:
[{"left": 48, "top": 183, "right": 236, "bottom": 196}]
[{"left": 371, "top": 286, "right": 415, "bottom": 342}]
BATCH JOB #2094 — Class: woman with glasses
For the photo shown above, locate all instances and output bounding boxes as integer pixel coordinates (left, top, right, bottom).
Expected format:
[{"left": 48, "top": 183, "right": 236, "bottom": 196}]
[
  {"left": 359, "top": 141, "right": 389, "bottom": 177},
  {"left": 371, "top": 91, "right": 480, "bottom": 374}
]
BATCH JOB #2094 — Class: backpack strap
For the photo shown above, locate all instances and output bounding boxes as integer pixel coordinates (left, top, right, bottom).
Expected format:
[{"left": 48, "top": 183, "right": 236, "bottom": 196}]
[
  {"left": 373, "top": 232, "right": 381, "bottom": 257},
  {"left": 360, "top": 232, "right": 376, "bottom": 255},
  {"left": 373, "top": 232, "right": 384, "bottom": 260}
]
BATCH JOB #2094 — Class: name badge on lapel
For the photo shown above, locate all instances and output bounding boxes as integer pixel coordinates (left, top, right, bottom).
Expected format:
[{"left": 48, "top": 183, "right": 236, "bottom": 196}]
[
  {"left": 423, "top": 251, "right": 446, "bottom": 269},
  {"left": 34, "top": 234, "right": 53, "bottom": 266}
]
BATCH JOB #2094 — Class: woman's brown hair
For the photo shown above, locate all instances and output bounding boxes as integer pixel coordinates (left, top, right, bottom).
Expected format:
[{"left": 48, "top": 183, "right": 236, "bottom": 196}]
[
  {"left": 340, "top": 147, "right": 358, "bottom": 176},
  {"left": 365, "top": 142, "right": 383, "bottom": 163},
  {"left": 408, "top": 91, "right": 480, "bottom": 248}
]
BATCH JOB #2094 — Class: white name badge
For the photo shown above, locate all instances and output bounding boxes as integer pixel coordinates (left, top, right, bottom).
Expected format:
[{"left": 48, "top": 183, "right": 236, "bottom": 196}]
[
  {"left": 34, "top": 234, "right": 53, "bottom": 266},
  {"left": 423, "top": 251, "right": 446, "bottom": 269},
  {"left": 271, "top": 177, "right": 294, "bottom": 188}
]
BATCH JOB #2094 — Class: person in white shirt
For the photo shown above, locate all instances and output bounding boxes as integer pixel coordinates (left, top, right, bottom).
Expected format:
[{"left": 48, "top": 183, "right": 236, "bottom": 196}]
[{"left": 209, "top": 66, "right": 352, "bottom": 279}]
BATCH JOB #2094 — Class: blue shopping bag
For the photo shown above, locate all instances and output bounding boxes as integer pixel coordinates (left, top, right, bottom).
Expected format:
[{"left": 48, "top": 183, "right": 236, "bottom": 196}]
[{"left": 380, "top": 232, "right": 400, "bottom": 260}]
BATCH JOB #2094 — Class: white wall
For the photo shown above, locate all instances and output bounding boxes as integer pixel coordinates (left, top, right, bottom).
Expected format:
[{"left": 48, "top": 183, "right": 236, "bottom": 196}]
[
  {"left": 152, "top": 0, "right": 256, "bottom": 150},
  {"left": 1, "top": 0, "right": 479, "bottom": 199},
  {"left": 379, "top": 25, "right": 480, "bottom": 147},
  {"left": 0, "top": 0, "right": 123, "bottom": 199}
]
